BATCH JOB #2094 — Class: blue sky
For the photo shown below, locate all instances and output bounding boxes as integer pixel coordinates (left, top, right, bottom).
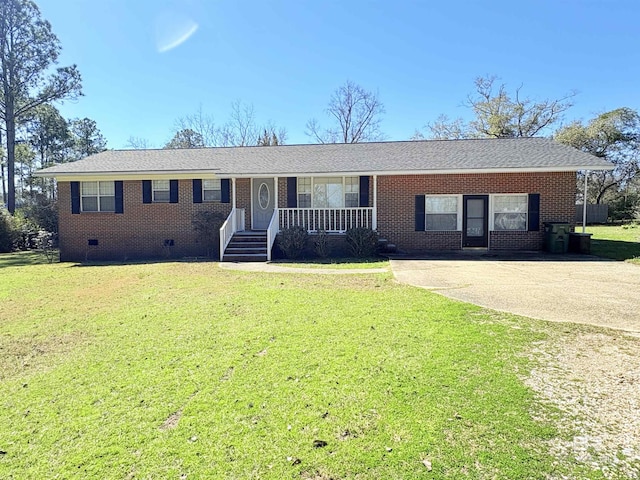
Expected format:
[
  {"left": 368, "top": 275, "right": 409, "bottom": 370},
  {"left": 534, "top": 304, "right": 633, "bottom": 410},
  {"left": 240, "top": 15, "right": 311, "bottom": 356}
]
[{"left": 37, "top": 0, "right": 640, "bottom": 149}]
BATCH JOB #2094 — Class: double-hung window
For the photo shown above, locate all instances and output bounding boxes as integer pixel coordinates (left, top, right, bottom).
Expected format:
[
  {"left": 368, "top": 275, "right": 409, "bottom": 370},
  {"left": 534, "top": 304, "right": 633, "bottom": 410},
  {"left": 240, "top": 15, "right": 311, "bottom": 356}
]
[
  {"left": 81, "top": 181, "right": 115, "bottom": 212},
  {"left": 425, "top": 195, "right": 459, "bottom": 231},
  {"left": 492, "top": 194, "right": 527, "bottom": 231},
  {"left": 297, "top": 177, "right": 312, "bottom": 207},
  {"left": 344, "top": 177, "right": 359, "bottom": 207},
  {"left": 203, "top": 179, "right": 221, "bottom": 202},
  {"left": 152, "top": 180, "right": 170, "bottom": 202},
  {"left": 297, "top": 177, "right": 360, "bottom": 208}
]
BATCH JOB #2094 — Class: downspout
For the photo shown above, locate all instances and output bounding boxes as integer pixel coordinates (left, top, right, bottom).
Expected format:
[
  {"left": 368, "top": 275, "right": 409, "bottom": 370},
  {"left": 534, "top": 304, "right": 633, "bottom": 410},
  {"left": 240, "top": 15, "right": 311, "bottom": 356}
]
[{"left": 582, "top": 171, "right": 588, "bottom": 233}]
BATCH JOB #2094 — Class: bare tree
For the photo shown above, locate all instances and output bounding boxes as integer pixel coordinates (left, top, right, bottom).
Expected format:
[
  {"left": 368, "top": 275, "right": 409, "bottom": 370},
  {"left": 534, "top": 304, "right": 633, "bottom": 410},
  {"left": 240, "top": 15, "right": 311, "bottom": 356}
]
[
  {"left": 419, "top": 114, "right": 471, "bottom": 140},
  {"left": 414, "top": 75, "right": 575, "bottom": 140},
  {"left": 467, "top": 76, "right": 576, "bottom": 138},
  {"left": 170, "top": 101, "right": 288, "bottom": 148},
  {"left": 256, "top": 120, "right": 287, "bottom": 146},
  {"left": 218, "top": 100, "right": 259, "bottom": 146},
  {"left": 173, "top": 104, "right": 218, "bottom": 147},
  {"left": 306, "top": 80, "right": 385, "bottom": 144},
  {"left": 124, "top": 136, "right": 153, "bottom": 149}
]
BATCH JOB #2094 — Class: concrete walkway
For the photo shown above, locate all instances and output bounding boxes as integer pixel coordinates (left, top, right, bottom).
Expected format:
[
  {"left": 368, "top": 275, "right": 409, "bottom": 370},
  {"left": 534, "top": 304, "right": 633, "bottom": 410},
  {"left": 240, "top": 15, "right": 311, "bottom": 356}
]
[
  {"left": 218, "top": 262, "right": 389, "bottom": 275},
  {"left": 390, "top": 253, "right": 640, "bottom": 333}
]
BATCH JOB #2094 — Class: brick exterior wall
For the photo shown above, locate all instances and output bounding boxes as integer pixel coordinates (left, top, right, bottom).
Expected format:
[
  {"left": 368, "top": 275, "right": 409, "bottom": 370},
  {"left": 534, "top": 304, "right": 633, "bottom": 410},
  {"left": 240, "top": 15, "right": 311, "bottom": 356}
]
[
  {"left": 375, "top": 171, "right": 576, "bottom": 252},
  {"left": 58, "top": 180, "right": 238, "bottom": 261},
  {"left": 57, "top": 171, "right": 576, "bottom": 261}
]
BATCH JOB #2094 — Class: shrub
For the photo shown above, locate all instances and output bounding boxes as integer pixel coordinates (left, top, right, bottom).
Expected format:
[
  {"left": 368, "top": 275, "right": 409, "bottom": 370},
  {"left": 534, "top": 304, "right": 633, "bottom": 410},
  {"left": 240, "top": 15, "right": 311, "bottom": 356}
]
[
  {"left": 21, "top": 197, "right": 58, "bottom": 234},
  {"left": 345, "top": 227, "right": 378, "bottom": 258},
  {"left": 35, "top": 230, "right": 58, "bottom": 263},
  {"left": 0, "top": 208, "right": 18, "bottom": 252},
  {"left": 192, "top": 210, "right": 227, "bottom": 258},
  {"left": 313, "top": 229, "right": 330, "bottom": 258},
  {"left": 277, "top": 226, "right": 308, "bottom": 259},
  {"left": 11, "top": 211, "right": 40, "bottom": 250}
]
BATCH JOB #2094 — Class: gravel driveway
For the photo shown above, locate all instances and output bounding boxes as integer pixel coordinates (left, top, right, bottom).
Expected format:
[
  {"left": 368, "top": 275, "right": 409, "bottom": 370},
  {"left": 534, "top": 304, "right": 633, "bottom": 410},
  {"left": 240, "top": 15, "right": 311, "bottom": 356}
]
[{"left": 390, "top": 253, "right": 640, "bottom": 333}]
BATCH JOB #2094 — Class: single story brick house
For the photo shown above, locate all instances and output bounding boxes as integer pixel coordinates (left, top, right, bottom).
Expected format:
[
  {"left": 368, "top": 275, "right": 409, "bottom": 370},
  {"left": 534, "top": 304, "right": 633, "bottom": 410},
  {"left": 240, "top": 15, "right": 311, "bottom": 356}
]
[{"left": 36, "top": 137, "right": 612, "bottom": 262}]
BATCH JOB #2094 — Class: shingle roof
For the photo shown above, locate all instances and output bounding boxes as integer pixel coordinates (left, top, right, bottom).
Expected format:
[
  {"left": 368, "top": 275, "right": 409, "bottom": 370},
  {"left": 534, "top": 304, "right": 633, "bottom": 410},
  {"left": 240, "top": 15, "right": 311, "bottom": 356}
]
[{"left": 36, "top": 137, "right": 612, "bottom": 178}]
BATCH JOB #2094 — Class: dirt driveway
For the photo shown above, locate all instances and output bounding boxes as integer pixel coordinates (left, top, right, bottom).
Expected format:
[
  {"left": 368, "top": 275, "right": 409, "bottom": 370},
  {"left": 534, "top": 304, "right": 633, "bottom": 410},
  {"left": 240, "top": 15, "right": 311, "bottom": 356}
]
[{"left": 390, "top": 253, "right": 640, "bottom": 333}]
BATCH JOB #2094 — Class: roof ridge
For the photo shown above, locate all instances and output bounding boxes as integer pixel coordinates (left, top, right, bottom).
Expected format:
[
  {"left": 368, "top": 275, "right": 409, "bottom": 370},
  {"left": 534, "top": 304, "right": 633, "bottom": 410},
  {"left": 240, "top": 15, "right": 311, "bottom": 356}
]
[{"left": 110, "top": 136, "right": 549, "bottom": 153}]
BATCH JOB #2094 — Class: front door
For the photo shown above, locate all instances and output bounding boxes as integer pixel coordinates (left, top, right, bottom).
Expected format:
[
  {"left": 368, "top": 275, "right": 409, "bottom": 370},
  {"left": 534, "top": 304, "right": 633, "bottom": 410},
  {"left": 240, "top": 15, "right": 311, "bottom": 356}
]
[
  {"left": 252, "top": 178, "right": 275, "bottom": 230},
  {"left": 463, "top": 195, "right": 488, "bottom": 247}
]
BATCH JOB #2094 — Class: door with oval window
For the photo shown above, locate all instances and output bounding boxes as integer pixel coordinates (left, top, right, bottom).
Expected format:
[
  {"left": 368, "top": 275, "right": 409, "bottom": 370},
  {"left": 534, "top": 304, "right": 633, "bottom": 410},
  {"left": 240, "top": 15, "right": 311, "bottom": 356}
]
[{"left": 251, "top": 178, "right": 275, "bottom": 230}]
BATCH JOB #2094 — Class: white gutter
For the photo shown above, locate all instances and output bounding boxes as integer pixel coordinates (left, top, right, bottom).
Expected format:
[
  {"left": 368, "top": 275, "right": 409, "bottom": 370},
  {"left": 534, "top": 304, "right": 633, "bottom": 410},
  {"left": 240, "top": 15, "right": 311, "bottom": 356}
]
[
  {"left": 36, "top": 165, "right": 614, "bottom": 181},
  {"left": 582, "top": 172, "right": 589, "bottom": 233}
]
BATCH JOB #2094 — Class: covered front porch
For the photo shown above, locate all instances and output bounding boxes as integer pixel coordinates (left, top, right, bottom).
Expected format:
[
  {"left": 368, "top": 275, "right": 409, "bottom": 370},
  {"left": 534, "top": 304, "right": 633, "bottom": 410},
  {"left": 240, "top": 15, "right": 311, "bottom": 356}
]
[{"left": 220, "top": 175, "right": 378, "bottom": 261}]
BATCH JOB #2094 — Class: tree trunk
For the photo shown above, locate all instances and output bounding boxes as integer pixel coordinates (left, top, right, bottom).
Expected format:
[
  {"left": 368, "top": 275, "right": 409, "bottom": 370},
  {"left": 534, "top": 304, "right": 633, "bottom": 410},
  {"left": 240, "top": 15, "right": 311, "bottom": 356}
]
[
  {"left": 596, "top": 181, "right": 618, "bottom": 204},
  {"left": 6, "top": 112, "right": 16, "bottom": 214},
  {"left": 0, "top": 130, "right": 5, "bottom": 205}
]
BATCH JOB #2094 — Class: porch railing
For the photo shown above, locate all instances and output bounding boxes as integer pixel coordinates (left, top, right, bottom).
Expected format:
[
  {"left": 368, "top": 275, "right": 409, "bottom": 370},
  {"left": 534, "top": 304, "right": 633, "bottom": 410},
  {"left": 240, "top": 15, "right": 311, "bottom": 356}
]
[
  {"left": 278, "top": 207, "right": 374, "bottom": 233},
  {"left": 266, "top": 210, "right": 279, "bottom": 261},
  {"left": 219, "top": 208, "right": 245, "bottom": 260}
]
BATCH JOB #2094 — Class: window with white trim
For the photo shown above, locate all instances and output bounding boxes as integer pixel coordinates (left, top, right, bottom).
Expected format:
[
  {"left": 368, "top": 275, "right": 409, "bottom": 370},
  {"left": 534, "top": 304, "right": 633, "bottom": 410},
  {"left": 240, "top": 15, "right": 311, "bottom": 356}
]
[
  {"left": 425, "top": 195, "right": 459, "bottom": 231},
  {"left": 297, "top": 177, "right": 311, "bottom": 208},
  {"left": 81, "top": 181, "right": 115, "bottom": 212},
  {"left": 492, "top": 194, "right": 528, "bottom": 231},
  {"left": 152, "top": 180, "right": 170, "bottom": 202},
  {"left": 297, "top": 177, "right": 359, "bottom": 208},
  {"left": 345, "top": 176, "right": 359, "bottom": 207},
  {"left": 203, "top": 179, "right": 221, "bottom": 202}
]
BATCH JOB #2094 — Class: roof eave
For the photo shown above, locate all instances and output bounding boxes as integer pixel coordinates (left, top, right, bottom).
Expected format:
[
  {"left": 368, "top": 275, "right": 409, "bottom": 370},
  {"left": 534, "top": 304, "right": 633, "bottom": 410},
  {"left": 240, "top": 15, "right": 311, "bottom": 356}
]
[{"left": 36, "top": 164, "right": 614, "bottom": 181}]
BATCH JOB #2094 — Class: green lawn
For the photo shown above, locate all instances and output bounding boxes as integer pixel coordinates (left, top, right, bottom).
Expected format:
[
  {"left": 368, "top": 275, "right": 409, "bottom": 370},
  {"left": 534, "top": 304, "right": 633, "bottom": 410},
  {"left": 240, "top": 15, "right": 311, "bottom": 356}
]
[
  {"left": 582, "top": 223, "right": 640, "bottom": 264},
  {"left": 0, "top": 254, "right": 602, "bottom": 479}
]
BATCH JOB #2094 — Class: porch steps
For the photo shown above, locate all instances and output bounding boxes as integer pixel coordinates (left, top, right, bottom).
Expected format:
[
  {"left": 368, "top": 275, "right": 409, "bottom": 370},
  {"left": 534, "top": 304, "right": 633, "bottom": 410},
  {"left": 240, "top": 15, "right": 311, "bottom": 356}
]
[{"left": 222, "top": 231, "right": 268, "bottom": 262}]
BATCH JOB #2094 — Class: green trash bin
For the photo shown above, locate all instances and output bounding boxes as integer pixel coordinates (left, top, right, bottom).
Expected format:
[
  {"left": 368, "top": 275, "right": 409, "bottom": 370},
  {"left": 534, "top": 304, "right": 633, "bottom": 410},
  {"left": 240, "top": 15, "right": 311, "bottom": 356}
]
[{"left": 544, "top": 222, "right": 571, "bottom": 253}]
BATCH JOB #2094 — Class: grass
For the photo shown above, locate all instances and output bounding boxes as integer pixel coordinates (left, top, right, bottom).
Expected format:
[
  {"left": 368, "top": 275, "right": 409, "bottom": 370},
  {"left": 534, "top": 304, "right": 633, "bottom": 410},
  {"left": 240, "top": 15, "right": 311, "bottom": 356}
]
[
  {"left": 0, "top": 253, "right": 602, "bottom": 479},
  {"left": 269, "top": 257, "right": 389, "bottom": 269},
  {"left": 582, "top": 223, "right": 640, "bottom": 264},
  {"left": 0, "top": 249, "right": 57, "bottom": 268}
]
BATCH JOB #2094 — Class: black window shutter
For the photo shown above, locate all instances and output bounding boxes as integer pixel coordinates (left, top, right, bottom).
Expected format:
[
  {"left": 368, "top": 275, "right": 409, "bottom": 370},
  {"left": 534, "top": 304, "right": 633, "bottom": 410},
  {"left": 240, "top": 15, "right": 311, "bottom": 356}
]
[
  {"left": 528, "top": 193, "right": 540, "bottom": 231},
  {"left": 115, "top": 181, "right": 124, "bottom": 214},
  {"left": 71, "top": 181, "right": 80, "bottom": 214},
  {"left": 169, "top": 180, "right": 179, "bottom": 203},
  {"left": 221, "top": 179, "right": 230, "bottom": 203},
  {"left": 287, "top": 177, "right": 297, "bottom": 208},
  {"left": 142, "top": 180, "right": 152, "bottom": 203},
  {"left": 193, "top": 179, "right": 202, "bottom": 203},
  {"left": 415, "top": 195, "right": 426, "bottom": 231},
  {"left": 359, "top": 176, "right": 370, "bottom": 207}
]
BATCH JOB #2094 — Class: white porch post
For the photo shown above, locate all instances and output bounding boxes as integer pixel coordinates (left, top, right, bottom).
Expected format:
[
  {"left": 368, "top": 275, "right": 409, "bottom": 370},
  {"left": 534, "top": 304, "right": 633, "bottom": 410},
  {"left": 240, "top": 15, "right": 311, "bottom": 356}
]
[
  {"left": 582, "top": 171, "right": 588, "bottom": 234},
  {"left": 274, "top": 176, "right": 278, "bottom": 209},
  {"left": 372, "top": 175, "right": 378, "bottom": 231},
  {"left": 232, "top": 177, "right": 237, "bottom": 210}
]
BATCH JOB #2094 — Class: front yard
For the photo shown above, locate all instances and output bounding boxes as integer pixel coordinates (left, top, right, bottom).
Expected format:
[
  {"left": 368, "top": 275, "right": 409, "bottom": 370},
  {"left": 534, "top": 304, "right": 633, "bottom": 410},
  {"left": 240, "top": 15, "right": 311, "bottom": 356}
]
[
  {"left": 0, "top": 254, "right": 638, "bottom": 479},
  {"left": 583, "top": 223, "right": 640, "bottom": 264}
]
